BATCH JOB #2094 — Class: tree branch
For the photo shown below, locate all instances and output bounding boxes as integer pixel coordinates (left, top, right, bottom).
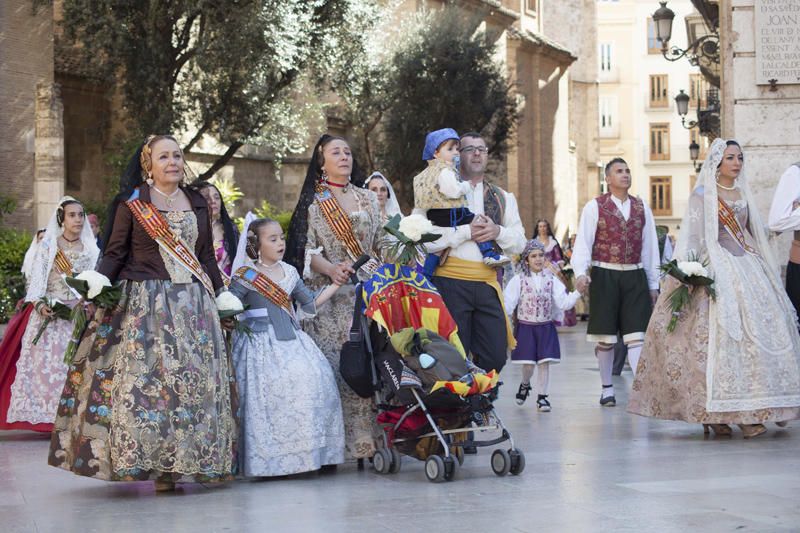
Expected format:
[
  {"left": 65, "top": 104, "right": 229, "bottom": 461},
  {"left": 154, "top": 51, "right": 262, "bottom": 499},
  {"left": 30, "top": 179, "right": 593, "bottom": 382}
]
[
  {"left": 361, "top": 110, "right": 383, "bottom": 171},
  {"left": 196, "top": 141, "right": 244, "bottom": 181},
  {"left": 183, "top": 121, "right": 210, "bottom": 153}
]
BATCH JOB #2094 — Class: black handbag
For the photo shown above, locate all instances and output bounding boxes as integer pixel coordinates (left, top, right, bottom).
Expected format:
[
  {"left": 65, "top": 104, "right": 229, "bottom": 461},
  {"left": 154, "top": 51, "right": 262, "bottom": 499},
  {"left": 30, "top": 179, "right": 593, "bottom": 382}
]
[{"left": 339, "top": 289, "right": 375, "bottom": 398}]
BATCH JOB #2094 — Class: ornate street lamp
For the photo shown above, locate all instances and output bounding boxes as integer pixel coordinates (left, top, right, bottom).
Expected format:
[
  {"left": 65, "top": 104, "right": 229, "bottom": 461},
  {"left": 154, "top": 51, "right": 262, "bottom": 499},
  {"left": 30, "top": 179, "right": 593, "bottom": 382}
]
[
  {"left": 674, "top": 86, "right": 720, "bottom": 138},
  {"left": 653, "top": 1, "right": 675, "bottom": 44},
  {"left": 689, "top": 140, "right": 700, "bottom": 161},
  {"left": 689, "top": 141, "right": 702, "bottom": 172},
  {"left": 674, "top": 90, "right": 696, "bottom": 130},
  {"left": 652, "top": 1, "right": 719, "bottom": 72}
]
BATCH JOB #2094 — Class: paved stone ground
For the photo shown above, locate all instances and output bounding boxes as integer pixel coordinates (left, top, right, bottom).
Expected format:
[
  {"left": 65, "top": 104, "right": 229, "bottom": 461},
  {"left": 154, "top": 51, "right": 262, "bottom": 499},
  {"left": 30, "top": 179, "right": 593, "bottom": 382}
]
[{"left": 1, "top": 324, "right": 799, "bottom": 532}]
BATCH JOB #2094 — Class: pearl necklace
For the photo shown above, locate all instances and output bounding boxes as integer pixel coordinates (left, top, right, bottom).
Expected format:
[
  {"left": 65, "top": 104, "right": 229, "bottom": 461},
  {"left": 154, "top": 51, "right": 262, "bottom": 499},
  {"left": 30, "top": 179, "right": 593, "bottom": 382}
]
[
  {"left": 716, "top": 179, "right": 737, "bottom": 191},
  {"left": 152, "top": 185, "right": 181, "bottom": 207}
]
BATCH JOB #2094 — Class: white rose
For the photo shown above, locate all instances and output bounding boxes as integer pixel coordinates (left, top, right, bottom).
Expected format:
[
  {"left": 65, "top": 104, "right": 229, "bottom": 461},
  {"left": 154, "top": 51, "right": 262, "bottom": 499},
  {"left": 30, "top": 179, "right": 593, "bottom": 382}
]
[
  {"left": 75, "top": 270, "right": 112, "bottom": 299},
  {"left": 677, "top": 261, "right": 708, "bottom": 278},
  {"left": 398, "top": 214, "right": 434, "bottom": 242},
  {"left": 215, "top": 291, "right": 244, "bottom": 312}
]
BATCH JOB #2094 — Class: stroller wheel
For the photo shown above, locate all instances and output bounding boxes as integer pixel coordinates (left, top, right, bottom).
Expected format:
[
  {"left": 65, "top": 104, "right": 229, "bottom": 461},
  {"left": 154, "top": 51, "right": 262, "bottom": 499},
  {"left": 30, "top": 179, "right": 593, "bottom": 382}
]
[
  {"left": 424, "top": 455, "right": 446, "bottom": 483},
  {"left": 389, "top": 448, "right": 402, "bottom": 474},
  {"left": 373, "top": 449, "right": 392, "bottom": 475},
  {"left": 490, "top": 448, "right": 511, "bottom": 476},
  {"left": 443, "top": 456, "right": 457, "bottom": 482},
  {"left": 509, "top": 448, "right": 526, "bottom": 475}
]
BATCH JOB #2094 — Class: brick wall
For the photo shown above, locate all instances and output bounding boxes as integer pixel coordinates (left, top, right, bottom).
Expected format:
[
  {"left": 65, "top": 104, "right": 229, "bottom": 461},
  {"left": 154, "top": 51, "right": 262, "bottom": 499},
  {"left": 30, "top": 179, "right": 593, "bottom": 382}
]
[{"left": 0, "top": 0, "right": 54, "bottom": 231}]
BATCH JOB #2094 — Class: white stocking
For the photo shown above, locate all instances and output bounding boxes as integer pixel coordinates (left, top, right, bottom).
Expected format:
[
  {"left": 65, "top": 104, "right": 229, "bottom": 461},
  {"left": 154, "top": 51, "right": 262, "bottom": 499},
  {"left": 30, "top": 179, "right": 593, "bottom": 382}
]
[
  {"left": 536, "top": 363, "right": 550, "bottom": 395},
  {"left": 596, "top": 345, "right": 614, "bottom": 387},
  {"left": 627, "top": 344, "right": 643, "bottom": 377}
]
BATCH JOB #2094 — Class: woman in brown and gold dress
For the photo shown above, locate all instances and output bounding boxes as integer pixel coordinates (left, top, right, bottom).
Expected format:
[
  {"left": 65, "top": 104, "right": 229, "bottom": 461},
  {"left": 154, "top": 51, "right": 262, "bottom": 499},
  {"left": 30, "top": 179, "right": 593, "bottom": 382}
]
[{"left": 48, "top": 135, "right": 235, "bottom": 491}]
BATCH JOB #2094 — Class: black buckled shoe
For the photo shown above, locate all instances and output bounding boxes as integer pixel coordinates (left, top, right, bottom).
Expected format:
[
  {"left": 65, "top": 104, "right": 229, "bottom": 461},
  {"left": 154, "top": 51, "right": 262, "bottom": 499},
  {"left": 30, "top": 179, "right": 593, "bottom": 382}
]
[
  {"left": 515, "top": 382, "right": 532, "bottom": 405},
  {"left": 600, "top": 385, "right": 616, "bottom": 407},
  {"left": 536, "top": 394, "right": 551, "bottom": 412}
]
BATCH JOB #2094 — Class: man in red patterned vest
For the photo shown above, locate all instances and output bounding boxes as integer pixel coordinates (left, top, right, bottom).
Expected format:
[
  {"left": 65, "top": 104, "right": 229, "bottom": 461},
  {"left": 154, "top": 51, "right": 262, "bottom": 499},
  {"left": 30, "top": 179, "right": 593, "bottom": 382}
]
[{"left": 572, "top": 158, "right": 660, "bottom": 407}]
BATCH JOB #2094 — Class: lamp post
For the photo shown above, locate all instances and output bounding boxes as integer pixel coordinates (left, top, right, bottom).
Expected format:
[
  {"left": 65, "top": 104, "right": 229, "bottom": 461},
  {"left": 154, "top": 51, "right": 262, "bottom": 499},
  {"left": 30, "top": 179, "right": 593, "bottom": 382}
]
[
  {"left": 674, "top": 90, "right": 696, "bottom": 130},
  {"left": 653, "top": 1, "right": 675, "bottom": 44},
  {"left": 689, "top": 141, "right": 702, "bottom": 172},
  {"left": 652, "top": 1, "right": 719, "bottom": 68}
]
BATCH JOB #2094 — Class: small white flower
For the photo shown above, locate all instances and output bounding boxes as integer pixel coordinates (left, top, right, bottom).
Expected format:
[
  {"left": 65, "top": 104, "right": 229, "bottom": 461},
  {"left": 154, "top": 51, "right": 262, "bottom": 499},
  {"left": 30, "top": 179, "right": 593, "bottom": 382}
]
[
  {"left": 215, "top": 291, "right": 244, "bottom": 312},
  {"left": 398, "top": 214, "right": 434, "bottom": 242},
  {"left": 75, "top": 270, "right": 112, "bottom": 299}
]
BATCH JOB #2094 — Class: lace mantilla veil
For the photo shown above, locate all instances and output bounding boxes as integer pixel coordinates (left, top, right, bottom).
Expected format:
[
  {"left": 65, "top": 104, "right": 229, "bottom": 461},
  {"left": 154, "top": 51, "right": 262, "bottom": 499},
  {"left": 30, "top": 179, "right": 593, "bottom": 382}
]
[
  {"left": 674, "top": 138, "right": 786, "bottom": 340},
  {"left": 231, "top": 211, "right": 258, "bottom": 274},
  {"left": 674, "top": 138, "right": 800, "bottom": 412},
  {"left": 365, "top": 172, "right": 402, "bottom": 218},
  {"left": 676, "top": 138, "right": 778, "bottom": 269},
  {"left": 21, "top": 232, "right": 42, "bottom": 282},
  {"left": 25, "top": 196, "right": 100, "bottom": 303}
]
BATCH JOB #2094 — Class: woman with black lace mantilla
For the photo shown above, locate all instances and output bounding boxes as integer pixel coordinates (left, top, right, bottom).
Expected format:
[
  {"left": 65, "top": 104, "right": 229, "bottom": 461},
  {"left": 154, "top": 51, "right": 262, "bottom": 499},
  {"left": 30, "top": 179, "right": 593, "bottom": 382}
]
[{"left": 285, "top": 134, "right": 384, "bottom": 463}]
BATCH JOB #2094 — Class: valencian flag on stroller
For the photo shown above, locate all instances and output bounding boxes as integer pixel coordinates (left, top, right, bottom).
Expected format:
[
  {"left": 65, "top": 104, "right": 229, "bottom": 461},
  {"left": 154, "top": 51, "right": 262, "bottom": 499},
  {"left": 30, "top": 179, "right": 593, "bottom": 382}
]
[
  {"left": 358, "top": 262, "right": 521, "bottom": 482},
  {"left": 361, "top": 263, "right": 498, "bottom": 395}
]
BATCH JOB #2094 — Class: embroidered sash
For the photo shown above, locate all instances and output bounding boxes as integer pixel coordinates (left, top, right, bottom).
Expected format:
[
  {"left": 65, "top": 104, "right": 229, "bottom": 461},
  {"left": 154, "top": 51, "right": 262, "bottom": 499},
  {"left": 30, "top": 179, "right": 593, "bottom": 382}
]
[
  {"left": 53, "top": 248, "right": 83, "bottom": 299},
  {"left": 717, "top": 198, "right": 759, "bottom": 256},
  {"left": 127, "top": 198, "right": 216, "bottom": 296},
  {"left": 313, "top": 183, "right": 380, "bottom": 278},
  {"left": 314, "top": 183, "right": 366, "bottom": 261},
  {"left": 53, "top": 249, "right": 74, "bottom": 276},
  {"left": 233, "top": 266, "right": 292, "bottom": 313}
]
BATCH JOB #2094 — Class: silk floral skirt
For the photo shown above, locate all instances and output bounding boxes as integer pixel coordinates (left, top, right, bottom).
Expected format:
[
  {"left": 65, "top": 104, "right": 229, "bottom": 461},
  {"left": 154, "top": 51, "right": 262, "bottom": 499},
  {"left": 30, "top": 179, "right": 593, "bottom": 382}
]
[
  {"left": 231, "top": 324, "right": 344, "bottom": 476},
  {"left": 628, "top": 277, "right": 800, "bottom": 425},
  {"left": 48, "top": 280, "right": 235, "bottom": 482}
]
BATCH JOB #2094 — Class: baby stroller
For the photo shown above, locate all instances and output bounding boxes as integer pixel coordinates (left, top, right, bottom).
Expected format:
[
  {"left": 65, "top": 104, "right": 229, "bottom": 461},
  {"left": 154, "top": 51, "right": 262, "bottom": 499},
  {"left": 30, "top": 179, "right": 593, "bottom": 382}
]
[{"left": 347, "top": 263, "right": 525, "bottom": 483}]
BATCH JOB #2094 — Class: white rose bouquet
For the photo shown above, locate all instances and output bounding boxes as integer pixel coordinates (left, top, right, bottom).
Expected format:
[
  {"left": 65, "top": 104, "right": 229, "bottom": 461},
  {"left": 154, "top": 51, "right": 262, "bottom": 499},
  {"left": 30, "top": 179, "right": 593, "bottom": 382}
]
[
  {"left": 659, "top": 253, "right": 716, "bottom": 333},
  {"left": 62, "top": 271, "right": 123, "bottom": 364},
  {"left": 215, "top": 291, "right": 251, "bottom": 348},
  {"left": 383, "top": 214, "right": 441, "bottom": 265},
  {"left": 215, "top": 290, "right": 245, "bottom": 319}
]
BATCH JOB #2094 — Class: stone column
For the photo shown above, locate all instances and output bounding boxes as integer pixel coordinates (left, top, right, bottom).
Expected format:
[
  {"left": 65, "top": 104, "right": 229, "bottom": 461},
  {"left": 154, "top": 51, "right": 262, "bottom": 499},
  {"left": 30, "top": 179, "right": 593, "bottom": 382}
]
[{"left": 34, "top": 81, "right": 65, "bottom": 228}]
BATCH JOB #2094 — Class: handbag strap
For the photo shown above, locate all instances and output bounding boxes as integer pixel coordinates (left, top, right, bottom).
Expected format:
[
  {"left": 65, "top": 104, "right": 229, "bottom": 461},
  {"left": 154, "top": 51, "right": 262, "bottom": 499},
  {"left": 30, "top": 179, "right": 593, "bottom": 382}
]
[{"left": 349, "top": 286, "right": 364, "bottom": 341}]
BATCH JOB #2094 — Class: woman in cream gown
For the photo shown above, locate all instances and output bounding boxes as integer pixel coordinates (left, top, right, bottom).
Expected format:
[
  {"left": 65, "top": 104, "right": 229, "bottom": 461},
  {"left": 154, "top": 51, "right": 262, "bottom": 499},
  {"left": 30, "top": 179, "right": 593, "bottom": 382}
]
[{"left": 628, "top": 139, "right": 800, "bottom": 438}]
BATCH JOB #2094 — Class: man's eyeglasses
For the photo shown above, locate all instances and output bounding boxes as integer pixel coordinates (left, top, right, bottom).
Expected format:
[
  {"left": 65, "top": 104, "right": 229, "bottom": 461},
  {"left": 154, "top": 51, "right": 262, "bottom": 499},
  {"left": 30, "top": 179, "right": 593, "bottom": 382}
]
[{"left": 459, "top": 146, "right": 488, "bottom": 154}]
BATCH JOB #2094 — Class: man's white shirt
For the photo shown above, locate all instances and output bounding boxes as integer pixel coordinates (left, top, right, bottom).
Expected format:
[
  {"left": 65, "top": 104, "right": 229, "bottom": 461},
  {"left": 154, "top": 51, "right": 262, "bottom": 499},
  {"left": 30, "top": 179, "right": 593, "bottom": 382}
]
[
  {"left": 416, "top": 180, "right": 526, "bottom": 261},
  {"left": 768, "top": 165, "right": 800, "bottom": 233}
]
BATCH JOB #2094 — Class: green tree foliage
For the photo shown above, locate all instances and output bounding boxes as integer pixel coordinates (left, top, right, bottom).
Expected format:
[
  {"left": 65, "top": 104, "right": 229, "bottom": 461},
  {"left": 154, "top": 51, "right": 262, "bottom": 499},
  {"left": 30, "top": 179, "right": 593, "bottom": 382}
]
[
  {"left": 239, "top": 200, "right": 293, "bottom": 234},
  {"left": 344, "top": 7, "right": 518, "bottom": 209},
  {"left": 60, "top": 0, "right": 382, "bottom": 180},
  {"left": 0, "top": 229, "right": 31, "bottom": 323},
  {"left": 0, "top": 196, "right": 27, "bottom": 323}
]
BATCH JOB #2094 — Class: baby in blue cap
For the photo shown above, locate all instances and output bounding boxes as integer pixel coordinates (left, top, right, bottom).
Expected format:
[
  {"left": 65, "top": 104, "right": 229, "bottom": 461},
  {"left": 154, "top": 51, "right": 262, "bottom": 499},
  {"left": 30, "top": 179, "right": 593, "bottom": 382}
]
[{"left": 413, "top": 128, "right": 510, "bottom": 278}]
